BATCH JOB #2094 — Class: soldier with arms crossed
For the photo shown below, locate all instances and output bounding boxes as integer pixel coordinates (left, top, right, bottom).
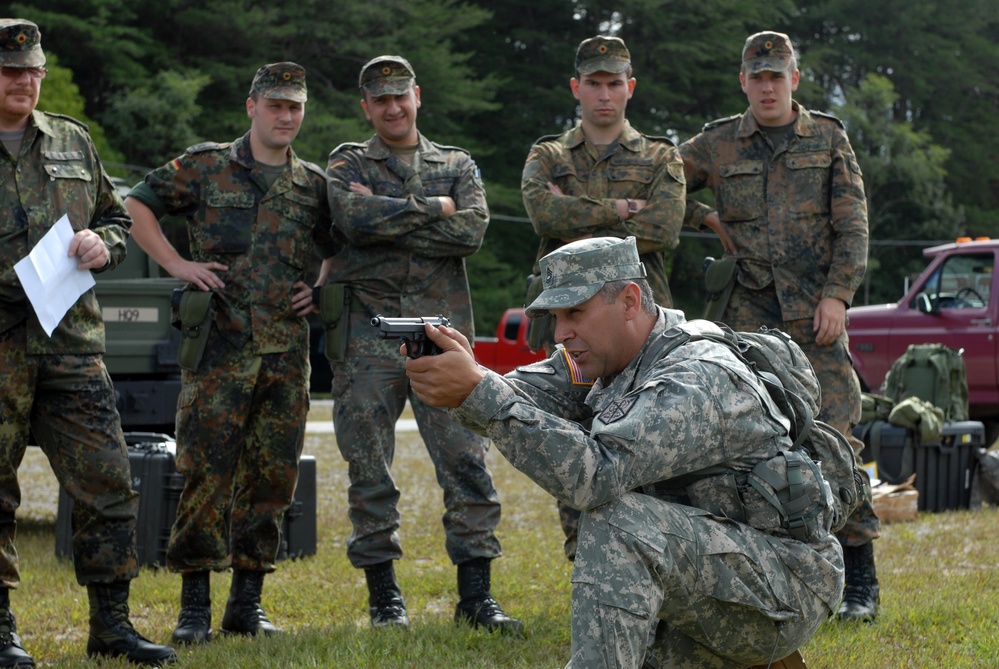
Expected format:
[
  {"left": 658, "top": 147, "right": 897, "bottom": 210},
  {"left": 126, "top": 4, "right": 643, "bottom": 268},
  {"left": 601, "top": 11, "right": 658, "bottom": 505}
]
[
  {"left": 521, "top": 35, "right": 686, "bottom": 561},
  {"left": 321, "top": 55, "right": 520, "bottom": 634}
]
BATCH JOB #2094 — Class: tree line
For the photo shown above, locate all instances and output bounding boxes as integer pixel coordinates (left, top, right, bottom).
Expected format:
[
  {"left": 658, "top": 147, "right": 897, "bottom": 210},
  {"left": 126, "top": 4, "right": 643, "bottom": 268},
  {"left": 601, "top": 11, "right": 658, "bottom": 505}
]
[{"left": 17, "top": 0, "right": 999, "bottom": 332}]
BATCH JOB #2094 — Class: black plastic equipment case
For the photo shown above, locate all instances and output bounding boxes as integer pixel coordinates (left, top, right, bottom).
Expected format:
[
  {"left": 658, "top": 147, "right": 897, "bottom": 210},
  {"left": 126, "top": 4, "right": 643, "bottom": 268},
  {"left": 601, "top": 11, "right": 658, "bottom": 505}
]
[
  {"left": 56, "top": 433, "right": 317, "bottom": 566},
  {"left": 855, "top": 420, "right": 986, "bottom": 512}
]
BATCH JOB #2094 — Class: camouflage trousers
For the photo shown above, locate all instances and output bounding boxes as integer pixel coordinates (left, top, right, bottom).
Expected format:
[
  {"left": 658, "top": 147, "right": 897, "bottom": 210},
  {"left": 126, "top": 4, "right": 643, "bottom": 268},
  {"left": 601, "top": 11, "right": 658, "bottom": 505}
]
[
  {"left": 167, "top": 333, "right": 308, "bottom": 573},
  {"left": 565, "top": 493, "right": 836, "bottom": 669},
  {"left": 330, "top": 311, "right": 502, "bottom": 569},
  {"left": 724, "top": 284, "right": 881, "bottom": 546},
  {"left": 0, "top": 325, "right": 138, "bottom": 586}
]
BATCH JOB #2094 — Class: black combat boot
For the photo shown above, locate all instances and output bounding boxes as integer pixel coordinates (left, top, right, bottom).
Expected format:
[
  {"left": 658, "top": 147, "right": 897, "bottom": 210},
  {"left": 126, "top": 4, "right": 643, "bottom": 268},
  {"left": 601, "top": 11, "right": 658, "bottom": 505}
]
[
  {"left": 837, "top": 540, "right": 880, "bottom": 622},
  {"left": 364, "top": 562, "right": 409, "bottom": 629},
  {"left": 220, "top": 570, "right": 282, "bottom": 637},
  {"left": 86, "top": 582, "right": 177, "bottom": 666},
  {"left": 172, "top": 571, "right": 212, "bottom": 645},
  {"left": 454, "top": 558, "right": 523, "bottom": 636},
  {"left": 0, "top": 588, "right": 34, "bottom": 668}
]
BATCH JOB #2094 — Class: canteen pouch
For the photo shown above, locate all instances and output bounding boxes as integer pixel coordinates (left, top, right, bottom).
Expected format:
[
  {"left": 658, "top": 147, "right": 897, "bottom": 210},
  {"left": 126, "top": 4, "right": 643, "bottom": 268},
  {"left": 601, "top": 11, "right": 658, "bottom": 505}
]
[
  {"left": 175, "top": 289, "right": 216, "bottom": 373},
  {"left": 702, "top": 256, "right": 738, "bottom": 322},
  {"left": 316, "top": 283, "right": 350, "bottom": 362},
  {"left": 524, "top": 273, "right": 551, "bottom": 353}
]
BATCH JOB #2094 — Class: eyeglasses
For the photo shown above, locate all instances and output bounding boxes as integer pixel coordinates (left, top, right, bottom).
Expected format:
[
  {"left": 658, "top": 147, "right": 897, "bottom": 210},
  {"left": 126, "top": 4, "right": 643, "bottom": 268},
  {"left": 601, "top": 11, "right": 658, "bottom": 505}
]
[{"left": 0, "top": 66, "right": 47, "bottom": 80}]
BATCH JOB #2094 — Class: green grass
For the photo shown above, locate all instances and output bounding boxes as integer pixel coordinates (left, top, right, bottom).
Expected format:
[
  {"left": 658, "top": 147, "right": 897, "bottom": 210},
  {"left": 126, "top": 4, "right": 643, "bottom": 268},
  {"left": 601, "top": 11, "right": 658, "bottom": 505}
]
[{"left": 12, "top": 408, "right": 999, "bottom": 667}]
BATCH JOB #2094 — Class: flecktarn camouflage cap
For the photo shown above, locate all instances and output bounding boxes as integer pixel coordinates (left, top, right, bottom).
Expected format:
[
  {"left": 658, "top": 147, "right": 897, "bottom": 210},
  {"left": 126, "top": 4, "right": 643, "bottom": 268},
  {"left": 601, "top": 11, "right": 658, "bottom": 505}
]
[
  {"left": 0, "top": 18, "right": 45, "bottom": 68},
  {"left": 249, "top": 62, "right": 307, "bottom": 102},
  {"left": 526, "top": 236, "right": 647, "bottom": 317},
  {"left": 575, "top": 35, "right": 630, "bottom": 75},
  {"left": 359, "top": 55, "right": 415, "bottom": 96},
  {"left": 742, "top": 31, "right": 794, "bottom": 73}
]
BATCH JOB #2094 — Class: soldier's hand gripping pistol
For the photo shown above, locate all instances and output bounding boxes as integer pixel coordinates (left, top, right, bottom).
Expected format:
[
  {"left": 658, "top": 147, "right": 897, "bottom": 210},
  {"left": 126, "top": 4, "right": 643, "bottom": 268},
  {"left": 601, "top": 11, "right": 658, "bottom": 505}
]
[{"left": 371, "top": 315, "right": 451, "bottom": 359}]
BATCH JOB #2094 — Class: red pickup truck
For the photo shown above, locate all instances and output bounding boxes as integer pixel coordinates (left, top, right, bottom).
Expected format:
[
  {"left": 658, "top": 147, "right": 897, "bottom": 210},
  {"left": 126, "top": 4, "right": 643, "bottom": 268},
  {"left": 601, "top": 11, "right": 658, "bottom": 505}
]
[
  {"left": 474, "top": 308, "right": 546, "bottom": 375},
  {"left": 847, "top": 238, "right": 998, "bottom": 440}
]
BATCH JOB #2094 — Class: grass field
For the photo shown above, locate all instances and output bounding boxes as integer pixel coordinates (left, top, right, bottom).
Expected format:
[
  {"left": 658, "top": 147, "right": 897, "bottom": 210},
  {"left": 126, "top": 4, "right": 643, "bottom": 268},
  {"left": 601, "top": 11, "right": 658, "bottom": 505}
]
[{"left": 10, "top": 403, "right": 999, "bottom": 667}]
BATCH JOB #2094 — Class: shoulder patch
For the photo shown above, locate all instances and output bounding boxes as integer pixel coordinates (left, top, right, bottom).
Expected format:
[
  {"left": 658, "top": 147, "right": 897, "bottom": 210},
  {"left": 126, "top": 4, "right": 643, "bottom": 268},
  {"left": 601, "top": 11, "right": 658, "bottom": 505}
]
[
  {"left": 186, "top": 141, "right": 229, "bottom": 154},
  {"left": 809, "top": 109, "right": 846, "bottom": 128},
  {"left": 702, "top": 114, "right": 741, "bottom": 132},
  {"left": 559, "top": 348, "right": 594, "bottom": 386},
  {"left": 597, "top": 395, "right": 639, "bottom": 425},
  {"left": 41, "top": 112, "right": 88, "bottom": 131}
]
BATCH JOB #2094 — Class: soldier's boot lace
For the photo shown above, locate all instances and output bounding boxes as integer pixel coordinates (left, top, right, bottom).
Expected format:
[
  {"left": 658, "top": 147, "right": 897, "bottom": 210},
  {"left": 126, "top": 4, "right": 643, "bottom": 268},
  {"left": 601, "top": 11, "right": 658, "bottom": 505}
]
[
  {"left": 0, "top": 588, "right": 34, "bottom": 668},
  {"left": 365, "top": 562, "right": 409, "bottom": 629},
  {"left": 172, "top": 571, "right": 212, "bottom": 645},
  {"left": 220, "top": 570, "right": 282, "bottom": 637},
  {"left": 454, "top": 558, "right": 523, "bottom": 636},
  {"left": 86, "top": 581, "right": 177, "bottom": 666},
  {"left": 836, "top": 540, "right": 880, "bottom": 622}
]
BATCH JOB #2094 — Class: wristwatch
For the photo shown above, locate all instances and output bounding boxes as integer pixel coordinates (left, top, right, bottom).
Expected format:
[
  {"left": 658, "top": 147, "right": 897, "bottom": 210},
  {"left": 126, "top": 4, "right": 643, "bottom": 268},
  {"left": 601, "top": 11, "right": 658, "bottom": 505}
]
[{"left": 627, "top": 199, "right": 638, "bottom": 217}]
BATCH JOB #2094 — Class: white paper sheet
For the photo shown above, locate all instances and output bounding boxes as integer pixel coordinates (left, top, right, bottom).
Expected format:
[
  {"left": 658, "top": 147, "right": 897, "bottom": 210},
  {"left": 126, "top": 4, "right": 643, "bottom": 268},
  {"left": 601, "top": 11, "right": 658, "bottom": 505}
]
[{"left": 13, "top": 214, "right": 96, "bottom": 337}]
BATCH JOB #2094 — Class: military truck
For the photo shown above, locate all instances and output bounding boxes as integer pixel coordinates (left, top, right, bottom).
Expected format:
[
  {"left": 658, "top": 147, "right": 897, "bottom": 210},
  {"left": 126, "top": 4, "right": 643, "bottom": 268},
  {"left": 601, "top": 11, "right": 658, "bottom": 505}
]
[
  {"left": 96, "top": 178, "right": 184, "bottom": 434},
  {"left": 98, "top": 179, "right": 331, "bottom": 434}
]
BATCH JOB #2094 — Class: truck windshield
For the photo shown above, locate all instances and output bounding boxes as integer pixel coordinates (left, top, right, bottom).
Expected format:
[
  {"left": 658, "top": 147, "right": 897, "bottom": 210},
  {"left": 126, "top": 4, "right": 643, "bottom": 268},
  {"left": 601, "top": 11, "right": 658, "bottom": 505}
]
[{"left": 913, "top": 253, "right": 993, "bottom": 310}]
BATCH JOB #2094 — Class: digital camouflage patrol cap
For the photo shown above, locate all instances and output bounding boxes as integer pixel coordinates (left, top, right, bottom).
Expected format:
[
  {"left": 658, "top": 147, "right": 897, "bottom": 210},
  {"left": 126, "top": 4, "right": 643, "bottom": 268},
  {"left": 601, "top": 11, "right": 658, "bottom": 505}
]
[
  {"left": 526, "top": 236, "right": 647, "bottom": 317},
  {"left": 359, "top": 55, "right": 415, "bottom": 96},
  {"left": 0, "top": 18, "right": 45, "bottom": 68},
  {"left": 249, "top": 62, "right": 307, "bottom": 103},
  {"left": 575, "top": 35, "right": 631, "bottom": 75},
  {"left": 742, "top": 31, "right": 795, "bottom": 73}
]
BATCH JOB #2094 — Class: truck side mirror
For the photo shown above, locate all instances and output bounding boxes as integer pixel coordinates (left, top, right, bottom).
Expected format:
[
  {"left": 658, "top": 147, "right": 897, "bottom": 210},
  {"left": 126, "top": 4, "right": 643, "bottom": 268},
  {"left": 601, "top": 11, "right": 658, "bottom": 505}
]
[{"left": 914, "top": 292, "right": 935, "bottom": 314}]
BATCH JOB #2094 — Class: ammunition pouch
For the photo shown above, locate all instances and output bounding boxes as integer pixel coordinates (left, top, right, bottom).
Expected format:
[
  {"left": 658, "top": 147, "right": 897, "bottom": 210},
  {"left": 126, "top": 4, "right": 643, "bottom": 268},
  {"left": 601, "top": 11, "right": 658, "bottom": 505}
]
[
  {"left": 701, "top": 256, "right": 738, "bottom": 322},
  {"left": 668, "top": 450, "right": 834, "bottom": 545},
  {"left": 524, "top": 273, "right": 551, "bottom": 353},
  {"left": 173, "top": 289, "right": 216, "bottom": 373},
  {"left": 315, "top": 283, "right": 351, "bottom": 362}
]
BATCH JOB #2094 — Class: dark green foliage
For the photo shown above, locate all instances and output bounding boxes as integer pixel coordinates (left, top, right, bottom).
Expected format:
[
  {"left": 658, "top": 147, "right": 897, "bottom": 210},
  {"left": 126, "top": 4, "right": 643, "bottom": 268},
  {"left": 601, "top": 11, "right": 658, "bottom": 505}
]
[{"left": 17, "top": 0, "right": 997, "bottom": 331}]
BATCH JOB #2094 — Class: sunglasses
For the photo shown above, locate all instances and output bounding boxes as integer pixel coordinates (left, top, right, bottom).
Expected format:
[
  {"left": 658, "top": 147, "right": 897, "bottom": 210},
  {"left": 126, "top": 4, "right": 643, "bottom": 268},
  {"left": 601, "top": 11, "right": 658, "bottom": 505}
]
[{"left": 1, "top": 66, "right": 47, "bottom": 80}]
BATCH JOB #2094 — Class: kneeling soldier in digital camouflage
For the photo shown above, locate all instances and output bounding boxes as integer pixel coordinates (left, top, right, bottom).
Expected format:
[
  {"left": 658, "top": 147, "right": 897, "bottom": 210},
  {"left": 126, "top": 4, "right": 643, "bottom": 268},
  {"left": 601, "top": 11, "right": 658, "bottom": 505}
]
[
  {"left": 406, "top": 236, "right": 843, "bottom": 668},
  {"left": 0, "top": 17, "right": 175, "bottom": 667}
]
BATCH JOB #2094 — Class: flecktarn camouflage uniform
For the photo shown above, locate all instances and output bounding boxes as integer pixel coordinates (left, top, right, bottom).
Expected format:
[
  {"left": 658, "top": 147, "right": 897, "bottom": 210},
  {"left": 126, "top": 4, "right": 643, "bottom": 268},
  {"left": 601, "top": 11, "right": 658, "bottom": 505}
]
[
  {"left": 129, "top": 132, "right": 336, "bottom": 573},
  {"left": 450, "top": 309, "right": 842, "bottom": 668},
  {"left": 522, "top": 121, "right": 685, "bottom": 307},
  {"left": 523, "top": 120, "right": 686, "bottom": 559},
  {"left": 0, "top": 109, "right": 139, "bottom": 587},
  {"left": 325, "top": 132, "right": 503, "bottom": 569},
  {"left": 680, "top": 101, "right": 879, "bottom": 547}
]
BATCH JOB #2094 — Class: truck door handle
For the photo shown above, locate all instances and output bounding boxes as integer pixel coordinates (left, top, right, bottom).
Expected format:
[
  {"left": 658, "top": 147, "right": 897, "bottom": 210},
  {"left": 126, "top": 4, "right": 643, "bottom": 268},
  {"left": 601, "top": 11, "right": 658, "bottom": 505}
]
[{"left": 970, "top": 318, "right": 993, "bottom": 326}]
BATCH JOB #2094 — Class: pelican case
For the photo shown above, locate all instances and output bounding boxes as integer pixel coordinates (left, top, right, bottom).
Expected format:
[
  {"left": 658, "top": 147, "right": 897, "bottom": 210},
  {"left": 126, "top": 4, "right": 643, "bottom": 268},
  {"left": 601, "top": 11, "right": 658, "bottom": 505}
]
[
  {"left": 56, "top": 434, "right": 317, "bottom": 566},
  {"left": 854, "top": 420, "right": 986, "bottom": 512}
]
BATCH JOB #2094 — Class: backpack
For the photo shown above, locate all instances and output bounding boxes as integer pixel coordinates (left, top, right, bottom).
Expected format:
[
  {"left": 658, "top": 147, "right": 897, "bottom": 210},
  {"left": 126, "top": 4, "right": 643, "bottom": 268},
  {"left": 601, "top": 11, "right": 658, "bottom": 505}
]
[
  {"left": 883, "top": 343, "right": 969, "bottom": 422},
  {"left": 658, "top": 321, "right": 864, "bottom": 534}
]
